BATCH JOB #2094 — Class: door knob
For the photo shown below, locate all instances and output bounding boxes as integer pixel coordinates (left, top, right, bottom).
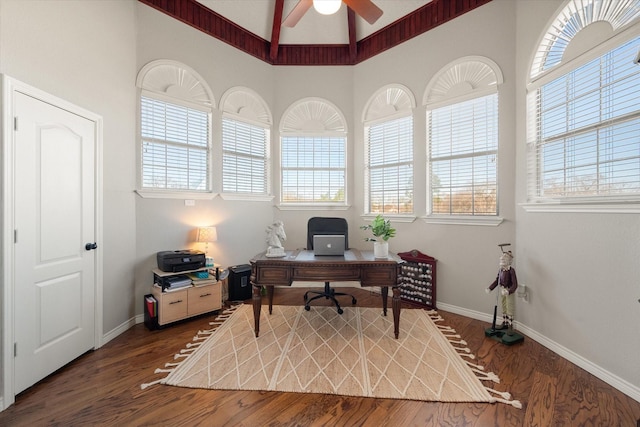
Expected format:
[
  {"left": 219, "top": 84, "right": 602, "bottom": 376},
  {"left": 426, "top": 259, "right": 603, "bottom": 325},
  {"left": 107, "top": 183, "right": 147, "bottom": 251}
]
[{"left": 85, "top": 242, "right": 98, "bottom": 251}]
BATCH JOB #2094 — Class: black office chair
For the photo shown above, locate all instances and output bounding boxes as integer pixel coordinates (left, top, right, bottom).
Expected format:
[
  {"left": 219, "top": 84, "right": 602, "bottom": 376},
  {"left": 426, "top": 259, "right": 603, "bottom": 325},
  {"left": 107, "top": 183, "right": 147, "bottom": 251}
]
[{"left": 304, "top": 217, "right": 357, "bottom": 314}]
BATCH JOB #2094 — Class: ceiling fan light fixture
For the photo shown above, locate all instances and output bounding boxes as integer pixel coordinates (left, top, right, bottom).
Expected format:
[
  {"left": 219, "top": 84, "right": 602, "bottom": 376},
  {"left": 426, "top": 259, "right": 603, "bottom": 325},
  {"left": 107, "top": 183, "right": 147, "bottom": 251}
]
[{"left": 313, "top": 0, "right": 341, "bottom": 16}]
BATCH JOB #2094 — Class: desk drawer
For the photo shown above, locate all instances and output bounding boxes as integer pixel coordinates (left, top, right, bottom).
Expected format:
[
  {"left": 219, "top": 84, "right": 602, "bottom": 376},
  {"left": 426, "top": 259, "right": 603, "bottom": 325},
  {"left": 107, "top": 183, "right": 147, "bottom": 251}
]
[
  {"left": 361, "top": 265, "right": 397, "bottom": 287},
  {"left": 293, "top": 266, "right": 360, "bottom": 281},
  {"left": 256, "top": 267, "right": 290, "bottom": 285}
]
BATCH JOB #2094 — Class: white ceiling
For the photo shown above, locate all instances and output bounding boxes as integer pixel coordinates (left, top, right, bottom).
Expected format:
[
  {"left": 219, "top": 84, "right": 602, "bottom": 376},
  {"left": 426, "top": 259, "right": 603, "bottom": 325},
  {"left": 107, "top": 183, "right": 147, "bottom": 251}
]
[{"left": 196, "top": 0, "right": 432, "bottom": 45}]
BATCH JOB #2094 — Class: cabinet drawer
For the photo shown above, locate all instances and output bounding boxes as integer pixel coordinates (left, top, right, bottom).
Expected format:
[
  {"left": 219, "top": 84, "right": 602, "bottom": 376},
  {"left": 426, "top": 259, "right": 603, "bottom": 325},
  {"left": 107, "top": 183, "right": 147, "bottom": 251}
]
[
  {"left": 188, "top": 283, "right": 221, "bottom": 316},
  {"left": 160, "top": 290, "right": 188, "bottom": 324}
]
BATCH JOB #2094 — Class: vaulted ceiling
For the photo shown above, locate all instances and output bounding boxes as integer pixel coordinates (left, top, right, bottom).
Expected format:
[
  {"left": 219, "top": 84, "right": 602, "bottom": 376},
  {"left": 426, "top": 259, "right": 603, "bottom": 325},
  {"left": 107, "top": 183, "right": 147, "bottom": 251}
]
[{"left": 138, "top": 0, "right": 492, "bottom": 66}]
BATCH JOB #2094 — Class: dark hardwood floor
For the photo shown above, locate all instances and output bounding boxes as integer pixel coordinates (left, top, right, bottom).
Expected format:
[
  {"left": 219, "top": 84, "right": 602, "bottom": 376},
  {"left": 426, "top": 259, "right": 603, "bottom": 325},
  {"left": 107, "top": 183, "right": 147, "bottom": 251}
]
[{"left": 1, "top": 287, "right": 638, "bottom": 426}]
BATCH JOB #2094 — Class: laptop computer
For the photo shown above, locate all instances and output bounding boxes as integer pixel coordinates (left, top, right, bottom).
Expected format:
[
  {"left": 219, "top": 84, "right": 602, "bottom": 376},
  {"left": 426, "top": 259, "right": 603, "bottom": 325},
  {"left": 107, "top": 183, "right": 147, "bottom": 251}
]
[{"left": 313, "top": 235, "right": 346, "bottom": 256}]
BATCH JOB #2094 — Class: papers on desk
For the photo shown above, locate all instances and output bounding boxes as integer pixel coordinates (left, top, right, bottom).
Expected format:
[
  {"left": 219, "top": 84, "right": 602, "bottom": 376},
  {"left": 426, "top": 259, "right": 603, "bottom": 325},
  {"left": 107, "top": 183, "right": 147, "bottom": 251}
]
[
  {"left": 187, "top": 273, "right": 217, "bottom": 287},
  {"left": 154, "top": 272, "right": 218, "bottom": 292}
]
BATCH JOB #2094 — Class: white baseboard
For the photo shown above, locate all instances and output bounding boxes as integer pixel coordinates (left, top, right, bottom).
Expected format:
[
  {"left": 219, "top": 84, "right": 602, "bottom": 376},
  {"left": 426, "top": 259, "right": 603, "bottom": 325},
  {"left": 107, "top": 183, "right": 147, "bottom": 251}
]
[
  {"left": 102, "top": 316, "right": 140, "bottom": 346},
  {"left": 436, "top": 301, "right": 640, "bottom": 403}
]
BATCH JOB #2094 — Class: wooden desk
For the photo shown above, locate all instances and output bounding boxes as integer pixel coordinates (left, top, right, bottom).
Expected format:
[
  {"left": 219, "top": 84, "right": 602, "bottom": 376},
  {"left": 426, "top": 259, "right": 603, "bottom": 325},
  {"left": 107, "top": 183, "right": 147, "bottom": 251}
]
[{"left": 250, "top": 249, "right": 402, "bottom": 338}]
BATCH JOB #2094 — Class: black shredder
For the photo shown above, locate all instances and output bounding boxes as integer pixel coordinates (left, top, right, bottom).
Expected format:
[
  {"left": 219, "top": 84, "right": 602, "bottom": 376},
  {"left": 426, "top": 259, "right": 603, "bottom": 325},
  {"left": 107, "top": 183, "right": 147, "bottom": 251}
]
[{"left": 229, "top": 264, "right": 252, "bottom": 301}]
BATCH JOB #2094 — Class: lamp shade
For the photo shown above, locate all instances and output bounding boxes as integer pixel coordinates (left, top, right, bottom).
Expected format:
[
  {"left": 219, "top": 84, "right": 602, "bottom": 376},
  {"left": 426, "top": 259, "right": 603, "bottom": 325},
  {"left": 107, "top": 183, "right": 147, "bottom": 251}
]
[
  {"left": 313, "top": 0, "right": 341, "bottom": 15},
  {"left": 196, "top": 226, "right": 218, "bottom": 243}
]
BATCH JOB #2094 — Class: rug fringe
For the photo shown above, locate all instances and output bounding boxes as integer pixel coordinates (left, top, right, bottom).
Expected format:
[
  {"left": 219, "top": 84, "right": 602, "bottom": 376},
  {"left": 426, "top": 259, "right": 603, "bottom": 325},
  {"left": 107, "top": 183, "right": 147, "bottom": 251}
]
[
  {"left": 472, "top": 369, "right": 500, "bottom": 383},
  {"left": 140, "top": 302, "right": 242, "bottom": 390},
  {"left": 486, "top": 387, "right": 523, "bottom": 409},
  {"left": 423, "top": 308, "right": 521, "bottom": 409},
  {"left": 466, "top": 361, "right": 484, "bottom": 371}
]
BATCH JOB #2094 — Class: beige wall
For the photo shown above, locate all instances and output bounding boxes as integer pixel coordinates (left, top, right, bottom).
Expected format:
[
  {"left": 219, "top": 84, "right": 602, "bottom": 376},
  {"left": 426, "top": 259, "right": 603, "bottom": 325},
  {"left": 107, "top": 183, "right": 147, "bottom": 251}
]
[
  {"left": 0, "top": 0, "right": 138, "bottom": 338},
  {"left": 513, "top": 0, "right": 640, "bottom": 395}
]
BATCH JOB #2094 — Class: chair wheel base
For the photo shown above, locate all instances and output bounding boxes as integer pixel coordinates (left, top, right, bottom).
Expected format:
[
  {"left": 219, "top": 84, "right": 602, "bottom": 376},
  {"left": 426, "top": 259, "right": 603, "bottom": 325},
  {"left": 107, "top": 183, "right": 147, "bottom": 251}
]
[{"left": 303, "top": 282, "right": 356, "bottom": 315}]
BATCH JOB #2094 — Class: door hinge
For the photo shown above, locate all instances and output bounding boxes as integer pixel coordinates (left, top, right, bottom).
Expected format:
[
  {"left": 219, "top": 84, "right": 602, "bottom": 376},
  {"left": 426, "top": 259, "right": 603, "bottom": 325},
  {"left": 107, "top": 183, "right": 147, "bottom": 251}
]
[
  {"left": 14, "top": 229, "right": 17, "bottom": 244},
  {"left": 14, "top": 116, "right": 18, "bottom": 131},
  {"left": 14, "top": 342, "right": 17, "bottom": 357}
]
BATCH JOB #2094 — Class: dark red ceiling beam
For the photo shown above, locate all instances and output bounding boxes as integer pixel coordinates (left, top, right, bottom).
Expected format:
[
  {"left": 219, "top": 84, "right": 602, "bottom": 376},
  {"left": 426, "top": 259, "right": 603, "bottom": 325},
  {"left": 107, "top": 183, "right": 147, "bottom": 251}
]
[
  {"left": 357, "top": 0, "right": 493, "bottom": 62},
  {"left": 138, "top": 0, "right": 493, "bottom": 66},
  {"left": 270, "top": 0, "right": 285, "bottom": 61},
  {"left": 347, "top": 7, "right": 357, "bottom": 63}
]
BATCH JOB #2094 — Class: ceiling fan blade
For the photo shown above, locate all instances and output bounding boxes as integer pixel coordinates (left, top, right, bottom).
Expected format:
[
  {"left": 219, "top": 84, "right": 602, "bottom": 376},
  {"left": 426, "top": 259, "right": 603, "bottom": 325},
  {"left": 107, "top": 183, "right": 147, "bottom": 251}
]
[
  {"left": 344, "top": 0, "right": 383, "bottom": 25},
  {"left": 283, "top": 0, "right": 313, "bottom": 27}
]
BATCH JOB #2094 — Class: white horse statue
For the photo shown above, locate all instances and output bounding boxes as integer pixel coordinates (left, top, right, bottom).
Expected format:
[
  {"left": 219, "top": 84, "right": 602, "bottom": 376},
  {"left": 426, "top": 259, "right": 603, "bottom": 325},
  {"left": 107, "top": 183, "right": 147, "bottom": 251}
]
[{"left": 265, "top": 220, "right": 286, "bottom": 257}]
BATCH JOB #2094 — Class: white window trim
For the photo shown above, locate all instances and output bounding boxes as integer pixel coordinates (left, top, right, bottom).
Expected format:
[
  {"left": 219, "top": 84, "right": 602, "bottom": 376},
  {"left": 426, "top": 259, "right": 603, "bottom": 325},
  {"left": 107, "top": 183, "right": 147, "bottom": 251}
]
[
  {"left": 135, "top": 189, "right": 218, "bottom": 200},
  {"left": 526, "top": 30, "right": 640, "bottom": 211},
  {"left": 277, "top": 132, "right": 349, "bottom": 208},
  {"left": 361, "top": 213, "right": 416, "bottom": 223},
  {"left": 221, "top": 114, "right": 271, "bottom": 200},
  {"left": 138, "top": 94, "right": 214, "bottom": 196},
  {"left": 136, "top": 59, "right": 215, "bottom": 198},
  {"left": 278, "top": 97, "right": 349, "bottom": 209},
  {"left": 363, "top": 84, "right": 416, "bottom": 216},
  {"left": 220, "top": 192, "right": 274, "bottom": 202},
  {"left": 364, "top": 114, "right": 414, "bottom": 215},
  {"left": 425, "top": 93, "right": 500, "bottom": 221},
  {"left": 277, "top": 203, "right": 351, "bottom": 211},
  {"left": 520, "top": 199, "right": 640, "bottom": 214},
  {"left": 423, "top": 56, "right": 503, "bottom": 225},
  {"left": 421, "top": 215, "right": 504, "bottom": 226},
  {"left": 219, "top": 87, "right": 272, "bottom": 202}
]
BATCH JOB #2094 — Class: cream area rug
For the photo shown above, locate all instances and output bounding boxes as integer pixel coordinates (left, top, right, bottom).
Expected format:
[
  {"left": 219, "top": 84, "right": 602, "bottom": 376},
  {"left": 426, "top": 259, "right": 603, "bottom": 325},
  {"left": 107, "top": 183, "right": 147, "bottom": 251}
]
[{"left": 142, "top": 304, "right": 520, "bottom": 408}]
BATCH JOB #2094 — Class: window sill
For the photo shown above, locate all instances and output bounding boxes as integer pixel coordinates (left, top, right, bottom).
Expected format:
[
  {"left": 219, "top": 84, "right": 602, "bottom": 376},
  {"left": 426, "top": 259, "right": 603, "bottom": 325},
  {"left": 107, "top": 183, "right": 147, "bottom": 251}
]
[
  {"left": 276, "top": 204, "right": 350, "bottom": 211},
  {"left": 420, "top": 215, "right": 504, "bottom": 226},
  {"left": 135, "top": 190, "right": 217, "bottom": 200},
  {"left": 361, "top": 214, "right": 416, "bottom": 223},
  {"left": 220, "top": 193, "right": 274, "bottom": 202},
  {"left": 519, "top": 200, "right": 640, "bottom": 214}
]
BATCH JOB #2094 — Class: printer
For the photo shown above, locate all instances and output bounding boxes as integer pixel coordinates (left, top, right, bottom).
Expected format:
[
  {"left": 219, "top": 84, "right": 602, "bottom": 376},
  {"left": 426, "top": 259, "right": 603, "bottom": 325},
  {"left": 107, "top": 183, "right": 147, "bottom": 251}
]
[{"left": 157, "top": 250, "right": 206, "bottom": 273}]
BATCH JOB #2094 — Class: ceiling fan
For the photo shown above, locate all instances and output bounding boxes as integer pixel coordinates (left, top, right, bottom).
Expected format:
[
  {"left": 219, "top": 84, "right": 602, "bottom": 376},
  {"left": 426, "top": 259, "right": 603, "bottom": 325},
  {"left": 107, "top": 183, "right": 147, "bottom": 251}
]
[{"left": 283, "top": 0, "right": 383, "bottom": 27}]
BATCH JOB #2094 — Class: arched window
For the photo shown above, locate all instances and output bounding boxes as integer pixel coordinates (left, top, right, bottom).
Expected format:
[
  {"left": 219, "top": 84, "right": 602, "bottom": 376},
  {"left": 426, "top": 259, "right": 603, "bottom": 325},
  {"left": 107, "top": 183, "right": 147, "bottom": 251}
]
[
  {"left": 363, "top": 84, "right": 415, "bottom": 215},
  {"left": 526, "top": 0, "right": 640, "bottom": 208},
  {"left": 220, "top": 87, "right": 272, "bottom": 198},
  {"left": 136, "top": 59, "right": 214, "bottom": 195},
  {"left": 279, "top": 98, "right": 347, "bottom": 206},
  {"left": 424, "top": 56, "right": 503, "bottom": 218}
]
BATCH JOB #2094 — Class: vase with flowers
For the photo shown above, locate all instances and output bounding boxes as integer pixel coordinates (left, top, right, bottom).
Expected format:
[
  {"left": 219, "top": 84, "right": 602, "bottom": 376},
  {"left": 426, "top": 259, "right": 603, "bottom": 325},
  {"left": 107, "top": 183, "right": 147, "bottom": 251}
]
[{"left": 360, "top": 215, "right": 396, "bottom": 258}]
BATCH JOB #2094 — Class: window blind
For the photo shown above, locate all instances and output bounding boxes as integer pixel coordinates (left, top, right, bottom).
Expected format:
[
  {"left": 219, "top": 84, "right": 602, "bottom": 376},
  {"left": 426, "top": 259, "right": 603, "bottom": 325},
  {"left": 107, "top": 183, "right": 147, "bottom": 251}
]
[
  {"left": 140, "top": 96, "right": 209, "bottom": 191},
  {"left": 222, "top": 117, "right": 269, "bottom": 194},
  {"left": 366, "top": 116, "right": 413, "bottom": 214},
  {"left": 281, "top": 136, "right": 345, "bottom": 204},
  {"left": 428, "top": 93, "right": 498, "bottom": 215},
  {"left": 528, "top": 36, "right": 640, "bottom": 200}
]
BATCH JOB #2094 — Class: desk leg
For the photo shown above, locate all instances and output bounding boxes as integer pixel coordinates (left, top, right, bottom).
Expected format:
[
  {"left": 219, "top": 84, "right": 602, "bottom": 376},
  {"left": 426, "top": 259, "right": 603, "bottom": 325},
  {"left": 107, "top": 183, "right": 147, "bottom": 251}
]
[
  {"left": 267, "top": 285, "right": 274, "bottom": 314},
  {"left": 381, "top": 286, "right": 388, "bottom": 316},
  {"left": 392, "top": 286, "right": 401, "bottom": 339},
  {"left": 252, "top": 283, "right": 262, "bottom": 337}
]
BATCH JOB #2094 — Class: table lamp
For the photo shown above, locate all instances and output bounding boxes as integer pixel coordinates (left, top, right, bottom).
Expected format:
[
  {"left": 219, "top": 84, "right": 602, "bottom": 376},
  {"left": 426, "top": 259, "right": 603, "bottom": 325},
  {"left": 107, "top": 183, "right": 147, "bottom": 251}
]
[{"left": 196, "top": 226, "right": 217, "bottom": 266}]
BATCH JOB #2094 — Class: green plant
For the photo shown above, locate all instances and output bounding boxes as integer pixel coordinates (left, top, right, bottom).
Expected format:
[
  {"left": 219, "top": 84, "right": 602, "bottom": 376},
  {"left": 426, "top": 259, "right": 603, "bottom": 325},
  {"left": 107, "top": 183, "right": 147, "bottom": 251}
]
[{"left": 360, "top": 215, "right": 396, "bottom": 242}]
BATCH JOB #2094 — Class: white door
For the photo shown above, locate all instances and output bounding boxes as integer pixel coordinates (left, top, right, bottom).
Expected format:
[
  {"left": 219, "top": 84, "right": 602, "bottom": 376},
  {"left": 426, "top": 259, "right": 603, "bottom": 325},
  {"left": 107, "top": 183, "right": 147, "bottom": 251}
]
[{"left": 13, "top": 92, "right": 97, "bottom": 394}]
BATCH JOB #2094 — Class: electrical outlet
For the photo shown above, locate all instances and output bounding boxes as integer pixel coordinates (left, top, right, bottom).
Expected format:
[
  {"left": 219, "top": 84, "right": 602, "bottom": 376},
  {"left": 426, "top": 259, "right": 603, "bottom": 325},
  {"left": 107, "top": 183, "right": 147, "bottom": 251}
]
[
  {"left": 184, "top": 199, "right": 195, "bottom": 206},
  {"left": 517, "top": 283, "right": 528, "bottom": 302}
]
